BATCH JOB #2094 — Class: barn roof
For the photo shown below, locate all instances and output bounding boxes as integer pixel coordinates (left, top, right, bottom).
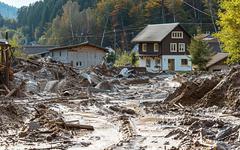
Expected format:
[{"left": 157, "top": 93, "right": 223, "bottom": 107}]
[
  {"left": 206, "top": 53, "right": 229, "bottom": 68},
  {"left": 49, "top": 42, "right": 107, "bottom": 52},
  {"left": 22, "top": 45, "right": 57, "bottom": 55}
]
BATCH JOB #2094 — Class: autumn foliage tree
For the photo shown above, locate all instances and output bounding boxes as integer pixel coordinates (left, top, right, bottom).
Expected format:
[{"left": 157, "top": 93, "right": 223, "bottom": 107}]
[
  {"left": 215, "top": 0, "right": 240, "bottom": 64},
  {"left": 39, "top": 1, "right": 96, "bottom": 45}
]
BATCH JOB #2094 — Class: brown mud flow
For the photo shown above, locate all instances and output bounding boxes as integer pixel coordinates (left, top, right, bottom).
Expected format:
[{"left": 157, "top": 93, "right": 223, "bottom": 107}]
[{"left": 0, "top": 57, "right": 240, "bottom": 149}]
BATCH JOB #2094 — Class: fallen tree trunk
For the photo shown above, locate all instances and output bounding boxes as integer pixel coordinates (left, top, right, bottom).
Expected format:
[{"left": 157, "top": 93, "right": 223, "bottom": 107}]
[
  {"left": 65, "top": 123, "right": 94, "bottom": 131},
  {"left": 5, "top": 81, "right": 25, "bottom": 98}
]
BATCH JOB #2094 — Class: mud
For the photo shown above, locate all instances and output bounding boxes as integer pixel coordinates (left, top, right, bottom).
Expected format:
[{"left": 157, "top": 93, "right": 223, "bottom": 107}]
[{"left": 1, "top": 58, "right": 240, "bottom": 149}]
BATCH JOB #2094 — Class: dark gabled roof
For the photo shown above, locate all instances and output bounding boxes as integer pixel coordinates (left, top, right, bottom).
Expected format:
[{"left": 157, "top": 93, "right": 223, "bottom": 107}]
[
  {"left": 206, "top": 53, "right": 229, "bottom": 68},
  {"left": 49, "top": 42, "right": 108, "bottom": 52},
  {"left": 22, "top": 45, "right": 57, "bottom": 55},
  {"left": 132, "top": 23, "right": 190, "bottom": 43},
  {"left": 195, "top": 34, "right": 218, "bottom": 43},
  {"left": 195, "top": 34, "right": 222, "bottom": 53}
]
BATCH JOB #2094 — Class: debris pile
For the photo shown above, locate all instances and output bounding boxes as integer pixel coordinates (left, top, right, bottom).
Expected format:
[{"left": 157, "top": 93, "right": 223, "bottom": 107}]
[
  {"left": 18, "top": 104, "right": 94, "bottom": 143},
  {"left": 1, "top": 54, "right": 240, "bottom": 149},
  {"left": 0, "top": 103, "right": 26, "bottom": 133},
  {"left": 167, "top": 66, "right": 240, "bottom": 109}
]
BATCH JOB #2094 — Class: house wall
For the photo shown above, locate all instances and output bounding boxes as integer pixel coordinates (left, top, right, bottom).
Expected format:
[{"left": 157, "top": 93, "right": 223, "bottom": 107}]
[
  {"left": 51, "top": 50, "right": 68, "bottom": 63},
  {"left": 138, "top": 42, "right": 161, "bottom": 55},
  {"left": 162, "top": 55, "right": 192, "bottom": 71},
  {"left": 51, "top": 46, "right": 106, "bottom": 68},
  {"left": 138, "top": 25, "right": 191, "bottom": 55},
  {"left": 208, "top": 59, "right": 229, "bottom": 72},
  {"left": 161, "top": 26, "right": 191, "bottom": 55},
  {"left": 208, "top": 65, "right": 229, "bottom": 72},
  {"left": 139, "top": 57, "right": 162, "bottom": 72}
]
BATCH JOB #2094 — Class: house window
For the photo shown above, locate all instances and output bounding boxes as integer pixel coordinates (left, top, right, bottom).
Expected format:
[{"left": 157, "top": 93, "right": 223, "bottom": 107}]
[
  {"left": 171, "top": 31, "right": 183, "bottom": 39},
  {"left": 59, "top": 51, "right": 61, "bottom": 56},
  {"left": 146, "top": 58, "right": 151, "bottom": 67},
  {"left": 52, "top": 52, "right": 54, "bottom": 57},
  {"left": 170, "top": 43, "right": 177, "bottom": 52},
  {"left": 142, "top": 43, "right": 147, "bottom": 52},
  {"left": 155, "top": 58, "right": 161, "bottom": 68},
  {"left": 154, "top": 43, "right": 159, "bottom": 52},
  {"left": 179, "top": 43, "right": 185, "bottom": 52},
  {"left": 76, "top": 61, "right": 82, "bottom": 66},
  {"left": 181, "top": 59, "right": 188, "bottom": 66}
]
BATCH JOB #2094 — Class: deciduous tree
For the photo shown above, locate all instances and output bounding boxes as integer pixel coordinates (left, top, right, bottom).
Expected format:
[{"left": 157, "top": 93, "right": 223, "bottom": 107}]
[{"left": 215, "top": 0, "right": 240, "bottom": 64}]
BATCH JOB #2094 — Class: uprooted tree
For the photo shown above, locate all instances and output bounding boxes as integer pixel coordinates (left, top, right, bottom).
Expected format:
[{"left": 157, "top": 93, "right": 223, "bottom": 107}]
[
  {"left": 189, "top": 39, "right": 212, "bottom": 70},
  {"left": 215, "top": 0, "right": 240, "bottom": 64}
]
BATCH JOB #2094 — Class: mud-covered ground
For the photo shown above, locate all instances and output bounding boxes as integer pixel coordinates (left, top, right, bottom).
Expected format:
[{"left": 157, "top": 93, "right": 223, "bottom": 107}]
[
  {"left": 1, "top": 71, "right": 240, "bottom": 150},
  {"left": 1, "top": 59, "right": 240, "bottom": 149}
]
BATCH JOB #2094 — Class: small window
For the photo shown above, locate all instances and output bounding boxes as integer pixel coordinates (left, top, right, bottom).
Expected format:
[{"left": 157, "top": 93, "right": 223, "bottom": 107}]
[
  {"left": 170, "top": 43, "right": 177, "bottom": 52},
  {"left": 52, "top": 52, "right": 54, "bottom": 57},
  {"left": 155, "top": 58, "right": 161, "bottom": 68},
  {"left": 59, "top": 51, "right": 62, "bottom": 56},
  {"left": 142, "top": 43, "right": 147, "bottom": 52},
  {"left": 79, "top": 61, "right": 82, "bottom": 66},
  {"left": 146, "top": 58, "right": 151, "bottom": 67},
  {"left": 179, "top": 43, "right": 185, "bottom": 52},
  {"left": 171, "top": 31, "right": 183, "bottom": 39},
  {"left": 181, "top": 59, "right": 188, "bottom": 66},
  {"left": 154, "top": 43, "right": 159, "bottom": 52},
  {"left": 76, "top": 62, "right": 79, "bottom": 66}
]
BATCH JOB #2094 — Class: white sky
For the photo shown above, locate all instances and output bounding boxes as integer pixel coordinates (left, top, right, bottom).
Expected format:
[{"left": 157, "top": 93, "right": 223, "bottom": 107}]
[{"left": 0, "top": 0, "right": 40, "bottom": 8}]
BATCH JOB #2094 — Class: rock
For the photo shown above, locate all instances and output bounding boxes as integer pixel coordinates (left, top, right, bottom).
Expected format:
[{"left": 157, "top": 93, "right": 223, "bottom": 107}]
[
  {"left": 216, "top": 125, "right": 240, "bottom": 140},
  {"left": 95, "top": 81, "right": 114, "bottom": 91},
  {"left": 109, "top": 105, "right": 136, "bottom": 115},
  {"left": 28, "top": 121, "right": 40, "bottom": 132},
  {"left": 18, "top": 126, "right": 29, "bottom": 137},
  {"left": 119, "top": 68, "right": 131, "bottom": 78},
  {"left": 25, "top": 80, "right": 40, "bottom": 94},
  {"left": 44, "top": 80, "right": 59, "bottom": 92},
  {"left": 81, "top": 142, "right": 91, "bottom": 147},
  {"left": 164, "top": 141, "right": 170, "bottom": 145},
  {"left": 211, "top": 142, "right": 230, "bottom": 150}
]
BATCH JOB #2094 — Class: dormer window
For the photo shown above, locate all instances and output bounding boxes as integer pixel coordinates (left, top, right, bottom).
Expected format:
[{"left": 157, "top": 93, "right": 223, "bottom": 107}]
[
  {"left": 171, "top": 31, "right": 183, "bottom": 39},
  {"left": 142, "top": 43, "right": 147, "bottom": 52},
  {"left": 154, "top": 43, "right": 159, "bottom": 52}
]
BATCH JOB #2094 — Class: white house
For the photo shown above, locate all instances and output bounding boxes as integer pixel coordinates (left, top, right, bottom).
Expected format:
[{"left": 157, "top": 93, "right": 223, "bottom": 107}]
[
  {"left": 132, "top": 23, "right": 192, "bottom": 72},
  {"left": 49, "top": 42, "right": 107, "bottom": 69}
]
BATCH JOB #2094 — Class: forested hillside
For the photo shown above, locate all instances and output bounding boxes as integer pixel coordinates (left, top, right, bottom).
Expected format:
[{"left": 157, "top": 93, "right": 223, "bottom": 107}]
[
  {"left": 3, "top": 0, "right": 218, "bottom": 49},
  {"left": 0, "top": 2, "right": 17, "bottom": 19}
]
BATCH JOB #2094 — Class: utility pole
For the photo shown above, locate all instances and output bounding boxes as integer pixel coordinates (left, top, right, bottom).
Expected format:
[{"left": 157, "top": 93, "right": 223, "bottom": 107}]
[
  {"left": 161, "top": 0, "right": 165, "bottom": 23},
  {"left": 208, "top": 0, "right": 217, "bottom": 32},
  {"left": 172, "top": 0, "right": 176, "bottom": 22},
  {"left": 101, "top": 15, "right": 109, "bottom": 47},
  {"left": 121, "top": 16, "right": 128, "bottom": 51},
  {"left": 114, "top": 28, "right": 116, "bottom": 50}
]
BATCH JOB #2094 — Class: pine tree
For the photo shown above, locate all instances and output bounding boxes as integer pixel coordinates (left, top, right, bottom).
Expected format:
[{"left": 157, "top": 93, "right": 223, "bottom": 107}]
[{"left": 189, "top": 39, "right": 213, "bottom": 70}]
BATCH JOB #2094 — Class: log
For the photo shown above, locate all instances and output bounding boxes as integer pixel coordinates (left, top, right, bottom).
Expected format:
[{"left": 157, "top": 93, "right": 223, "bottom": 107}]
[
  {"left": 3, "top": 84, "right": 10, "bottom": 93},
  {"left": 65, "top": 123, "right": 94, "bottom": 131},
  {"left": 5, "top": 81, "right": 25, "bottom": 98},
  {"left": 5, "top": 88, "right": 17, "bottom": 98}
]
